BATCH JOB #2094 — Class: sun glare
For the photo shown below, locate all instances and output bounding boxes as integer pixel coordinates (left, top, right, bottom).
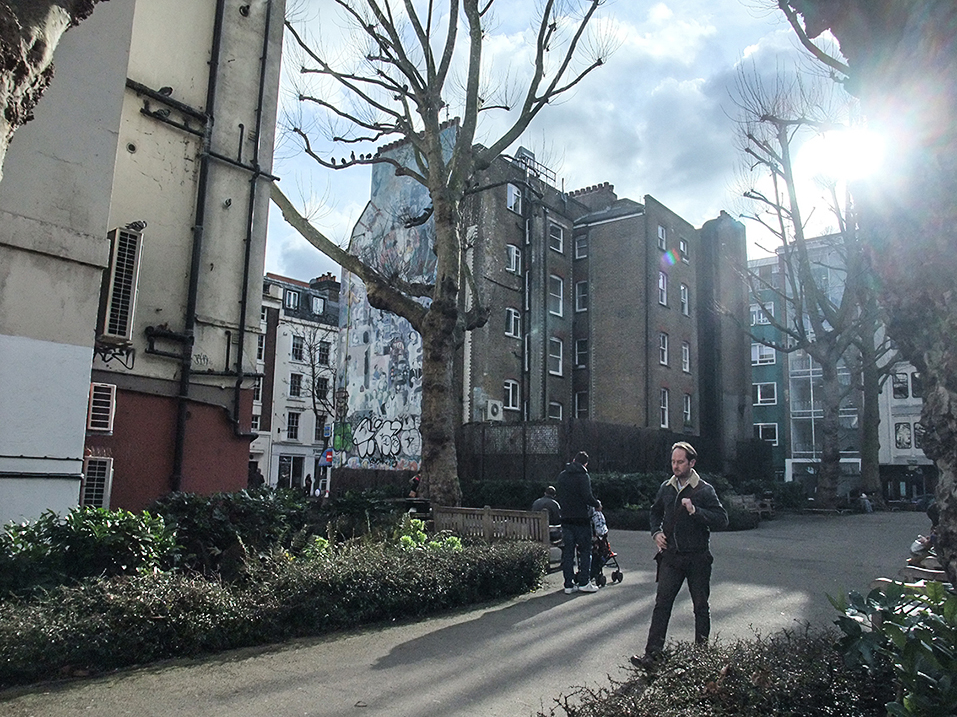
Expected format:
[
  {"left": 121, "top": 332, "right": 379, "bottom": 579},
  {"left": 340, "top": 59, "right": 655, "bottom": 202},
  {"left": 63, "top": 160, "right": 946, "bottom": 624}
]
[{"left": 796, "top": 128, "right": 886, "bottom": 183}]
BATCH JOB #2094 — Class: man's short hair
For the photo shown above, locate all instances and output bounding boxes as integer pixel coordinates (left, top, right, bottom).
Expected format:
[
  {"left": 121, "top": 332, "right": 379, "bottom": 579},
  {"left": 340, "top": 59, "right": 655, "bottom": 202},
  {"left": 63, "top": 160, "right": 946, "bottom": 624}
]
[
  {"left": 671, "top": 441, "right": 697, "bottom": 461},
  {"left": 573, "top": 450, "right": 589, "bottom": 465}
]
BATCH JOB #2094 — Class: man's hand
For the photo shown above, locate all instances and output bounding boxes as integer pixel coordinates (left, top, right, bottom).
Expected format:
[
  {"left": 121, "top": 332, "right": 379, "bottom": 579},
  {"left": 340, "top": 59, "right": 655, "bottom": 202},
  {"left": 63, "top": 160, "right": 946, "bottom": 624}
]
[
  {"left": 681, "top": 497, "right": 696, "bottom": 515},
  {"left": 653, "top": 531, "right": 668, "bottom": 551}
]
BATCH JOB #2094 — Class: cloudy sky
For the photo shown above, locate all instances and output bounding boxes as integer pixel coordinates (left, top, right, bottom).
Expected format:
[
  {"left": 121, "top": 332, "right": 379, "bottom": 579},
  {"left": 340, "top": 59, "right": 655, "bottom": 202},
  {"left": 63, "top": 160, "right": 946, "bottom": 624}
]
[{"left": 264, "top": 0, "right": 841, "bottom": 283}]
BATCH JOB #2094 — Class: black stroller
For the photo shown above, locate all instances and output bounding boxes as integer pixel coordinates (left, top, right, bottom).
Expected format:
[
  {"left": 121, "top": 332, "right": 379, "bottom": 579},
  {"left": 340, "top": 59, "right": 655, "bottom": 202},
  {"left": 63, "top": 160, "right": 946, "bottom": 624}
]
[{"left": 589, "top": 534, "right": 623, "bottom": 587}]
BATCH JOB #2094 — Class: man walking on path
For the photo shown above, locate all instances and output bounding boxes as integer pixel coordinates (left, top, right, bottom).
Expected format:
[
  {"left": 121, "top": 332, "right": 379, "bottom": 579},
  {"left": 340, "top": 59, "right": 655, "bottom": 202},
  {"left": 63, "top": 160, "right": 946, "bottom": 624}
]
[
  {"left": 632, "top": 441, "right": 728, "bottom": 667},
  {"left": 556, "top": 451, "right": 601, "bottom": 594}
]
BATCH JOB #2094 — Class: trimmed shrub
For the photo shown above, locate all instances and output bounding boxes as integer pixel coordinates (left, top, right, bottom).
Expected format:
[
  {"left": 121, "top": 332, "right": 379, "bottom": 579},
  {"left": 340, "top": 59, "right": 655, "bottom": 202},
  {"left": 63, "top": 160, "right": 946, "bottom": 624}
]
[
  {"left": 540, "top": 631, "right": 893, "bottom": 716},
  {"left": 722, "top": 504, "right": 760, "bottom": 532}
]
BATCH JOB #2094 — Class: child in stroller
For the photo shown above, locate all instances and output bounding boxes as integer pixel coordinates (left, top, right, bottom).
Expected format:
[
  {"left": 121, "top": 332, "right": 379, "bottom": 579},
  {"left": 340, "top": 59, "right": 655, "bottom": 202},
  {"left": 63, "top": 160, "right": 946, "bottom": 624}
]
[{"left": 584, "top": 502, "right": 623, "bottom": 587}]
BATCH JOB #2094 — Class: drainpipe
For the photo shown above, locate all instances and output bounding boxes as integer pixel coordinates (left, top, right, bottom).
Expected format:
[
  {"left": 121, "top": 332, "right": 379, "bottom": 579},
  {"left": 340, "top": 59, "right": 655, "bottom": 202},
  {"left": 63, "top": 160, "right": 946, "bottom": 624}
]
[{"left": 171, "top": 0, "right": 227, "bottom": 492}]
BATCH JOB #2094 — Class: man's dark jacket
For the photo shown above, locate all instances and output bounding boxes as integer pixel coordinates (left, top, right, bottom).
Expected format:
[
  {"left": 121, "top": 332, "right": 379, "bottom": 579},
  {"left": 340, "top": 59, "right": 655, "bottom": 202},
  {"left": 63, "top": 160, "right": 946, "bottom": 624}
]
[
  {"left": 555, "top": 461, "right": 599, "bottom": 526},
  {"left": 649, "top": 470, "right": 728, "bottom": 553}
]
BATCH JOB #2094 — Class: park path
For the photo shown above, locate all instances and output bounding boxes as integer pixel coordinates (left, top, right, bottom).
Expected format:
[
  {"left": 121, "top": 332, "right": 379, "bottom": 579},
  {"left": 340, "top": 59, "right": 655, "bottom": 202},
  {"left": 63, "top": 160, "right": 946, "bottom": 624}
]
[{"left": 0, "top": 511, "right": 927, "bottom": 717}]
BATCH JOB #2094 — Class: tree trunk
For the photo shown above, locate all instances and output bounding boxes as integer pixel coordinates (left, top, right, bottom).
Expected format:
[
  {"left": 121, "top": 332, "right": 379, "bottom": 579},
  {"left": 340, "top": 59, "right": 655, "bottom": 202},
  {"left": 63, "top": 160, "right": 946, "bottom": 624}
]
[
  {"left": 815, "top": 358, "right": 842, "bottom": 507},
  {"left": 859, "top": 347, "right": 882, "bottom": 500}
]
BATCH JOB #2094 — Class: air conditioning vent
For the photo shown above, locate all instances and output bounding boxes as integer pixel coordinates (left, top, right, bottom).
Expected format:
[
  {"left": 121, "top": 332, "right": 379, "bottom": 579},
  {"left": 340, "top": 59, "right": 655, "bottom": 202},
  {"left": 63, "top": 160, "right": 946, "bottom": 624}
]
[
  {"left": 81, "top": 457, "right": 114, "bottom": 508},
  {"left": 87, "top": 383, "right": 116, "bottom": 432},
  {"left": 486, "top": 399, "right": 504, "bottom": 422},
  {"left": 97, "top": 227, "right": 143, "bottom": 343}
]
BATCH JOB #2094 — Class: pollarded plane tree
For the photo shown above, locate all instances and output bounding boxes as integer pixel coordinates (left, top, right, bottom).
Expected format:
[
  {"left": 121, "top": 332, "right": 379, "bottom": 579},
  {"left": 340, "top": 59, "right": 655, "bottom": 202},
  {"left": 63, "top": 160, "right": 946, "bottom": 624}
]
[
  {"left": 270, "top": 0, "right": 610, "bottom": 505},
  {"left": 772, "top": 0, "right": 957, "bottom": 585},
  {"left": 289, "top": 323, "right": 338, "bottom": 439}
]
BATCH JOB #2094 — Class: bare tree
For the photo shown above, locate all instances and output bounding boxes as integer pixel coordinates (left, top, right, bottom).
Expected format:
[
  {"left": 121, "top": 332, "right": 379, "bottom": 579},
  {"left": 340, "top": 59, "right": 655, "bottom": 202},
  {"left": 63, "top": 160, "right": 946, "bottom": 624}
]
[
  {"left": 289, "top": 323, "right": 338, "bottom": 438},
  {"left": 0, "top": 0, "right": 105, "bottom": 182},
  {"left": 734, "top": 68, "right": 891, "bottom": 507},
  {"left": 270, "top": 0, "right": 610, "bottom": 505},
  {"left": 772, "top": 0, "right": 957, "bottom": 584}
]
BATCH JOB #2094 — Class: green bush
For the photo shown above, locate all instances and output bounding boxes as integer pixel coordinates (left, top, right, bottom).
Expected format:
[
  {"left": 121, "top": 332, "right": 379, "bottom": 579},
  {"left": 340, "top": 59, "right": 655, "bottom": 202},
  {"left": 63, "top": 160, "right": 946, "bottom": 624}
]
[
  {"left": 833, "top": 581, "right": 957, "bottom": 716},
  {"left": 0, "top": 539, "right": 546, "bottom": 688},
  {"left": 540, "top": 631, "right": 893, "bottom": 716},
  {"left": 722, "top": 504, "right": 760, "bottom": 531},
  {"left": 0, "top": 507, "right": 175, "bottom": 598},
  {"left": 590, "top": 474, "right": 662, "bottom": 511},
  {"left": 604, "top": 506, "right": 650, "bottom": 531},
  {"left": 773, "top": 481, "right": 808, "bottom": 511}
]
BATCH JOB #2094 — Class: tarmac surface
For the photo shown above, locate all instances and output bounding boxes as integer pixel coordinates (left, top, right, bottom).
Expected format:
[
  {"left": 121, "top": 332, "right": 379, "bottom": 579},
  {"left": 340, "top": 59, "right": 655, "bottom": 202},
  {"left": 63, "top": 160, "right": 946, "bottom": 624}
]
[{"left": 0, "top": 510, "right": 928, "bottom": 717}]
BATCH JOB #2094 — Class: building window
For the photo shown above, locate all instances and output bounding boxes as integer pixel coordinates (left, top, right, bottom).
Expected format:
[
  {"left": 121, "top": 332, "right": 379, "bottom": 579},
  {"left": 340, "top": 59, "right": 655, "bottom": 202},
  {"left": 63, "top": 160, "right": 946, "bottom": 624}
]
[
  {"left": 549, "top": 223, "right": 564, "bottom": 253},
  {"left": 575, "top": 339, "right": 588, "bottom": 368},
  {"left": 251, "top": 414, "right": 260, "bottom": 431},
  {"left": 751, "top": 343, "right": 775, "bottom": 365},
  {"left": 287, "top": 412, "right": 300, "bottom": 440},
  {"left": 683, "top": 393, "right": 692, "bottom": 426},
  {"left": 657, "top": 224, "right": 667, "bottom": 250},
  {"left": 318, "top": 341, "right": 331, "bottom": 365},
  {"left": 291, "top": 335, "right": 304, "bottom": 361},
  {"left": 507, "top": 183, "right": 522, "bottom": 214},
  {"left": 679, "top": 237, "right": 689, "bottom": 262},
  {"left": 752, "top": 382, "right": 777, "bottom": 405},
  {"left": 504, "top": 379, "right": 520, "bottom": 410},
  {"left": 911, "top": 372, "right": 923, "bottom": 398},
  {"left": 315, "top": 376, "right": 329, "bottom": 399},
  {"left": 253, "top": 376, "right": 262, "bottom": 402},
  {"left": 548, "top": 401, "right": 563, "bottom": 420},
  {"left": 660, "top": 388, "right": 670, "bottom": 428},
  {"left": 505, "top": 307, "right": 522, "bottom": 338},
  {"left": 284, "top": 289, "right": 300, "bottom": 310},
  {"left": 548, "top": 275, "right": 563, "bottom": 316},
  {"left": 506, "top": 244, "right": 521, "bottom": 273},
  {"left": 754, "top": 423, "right": 779, "bottom": 445},
  {"left": 574, "top": 234, "right": 588, "bottom": 259},
  {"left": 659, "top": 333, "right": 669, "bottom": 365},
  {"left": 658, "top": 271, "right": 668, "bottom": 306},
  {"left": 680, "top": 284, "right": 690, "bottom": 315},
  {"left": 548, "top": 337, "right": 563, "bottom": 376},
  {"left": 312, "top": 296, "right": 325, "bottom": 314},
  {"left": 315, "top": 414, "right": 327, "bottom": 441},
  {"left": 257, "top": 334, "right": 265, "bottom": 361},
  {"left": 750, "top": 303, "right": 773, "bottom": 325},
  {"left": 260, "top": 306, "right": 267, "bottom": 322},
  {"left": 289, "top": 373, "right": 303, "bottom": 398},
  {"left": 892, "top": 372, "right": 909, "bottom": 399},
  {"left": 914, "top": 422, "right": 926, "bottom": 449},
  {"left": 575, "top": 281, "right": 588, "bottom": 312},
  {"left": 895, "top": 422, "right": 912, "bottom": 449},
  {"left": 575, "top": 391, "right": 588, "bottom": 418},
  {"left": 681, "top": 341, "right": 690, "bottom": 373}
]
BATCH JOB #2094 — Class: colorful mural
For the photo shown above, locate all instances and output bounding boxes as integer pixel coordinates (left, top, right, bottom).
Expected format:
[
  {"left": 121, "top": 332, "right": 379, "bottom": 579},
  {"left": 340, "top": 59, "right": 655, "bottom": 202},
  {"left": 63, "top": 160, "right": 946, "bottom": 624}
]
[{"left": 335, "top": 135, "right": 449, "bottom": 469}]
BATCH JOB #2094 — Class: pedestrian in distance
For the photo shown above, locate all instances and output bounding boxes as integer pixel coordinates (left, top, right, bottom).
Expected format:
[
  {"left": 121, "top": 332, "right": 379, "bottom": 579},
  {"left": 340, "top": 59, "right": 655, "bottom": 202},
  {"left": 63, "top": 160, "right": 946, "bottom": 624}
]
[
  {"left": 556, "top": 451, "right": 601, "bottom": 594},
  {"left": 632, "top": 441, "right": 728, "bottom": 668},
  {"left": 532, "top": 485, "right": 562, "bottom": 543}
]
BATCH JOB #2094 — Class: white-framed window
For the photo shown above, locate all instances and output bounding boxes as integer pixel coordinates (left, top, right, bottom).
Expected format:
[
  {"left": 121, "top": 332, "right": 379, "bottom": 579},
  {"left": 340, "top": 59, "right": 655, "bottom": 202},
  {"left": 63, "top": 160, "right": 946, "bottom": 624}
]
[
  {"left": 575, "top": 391, "right": 589, "bottom": 419},
  {"left": 260, "top": 306, "right": 267, "bottom": 322},
  {"left": 549, "top": 223, "right": 564, "bottom": 253},
  {"left": 289, "top": 373, "right": 303, "bottom": 398},
  {"left": 253, "top": 376, "right": 262, "bottom": 402},
  {"left": 506, "top": 244, "right": 522, "bottom": 273},
  {"left": 575, "top": 281, "right": 588, "bottom": 312},
  {"left": 895, "top": 422, "right": 913, "bottom": 449},
  {"left": 752, "top": 382, "right": 777, "bottom": 405},
  {"left": 911, "top": 372, "right": 923, "bottom": 398},
  {"left": 317, "top": 341, "right": 331, "bottom": 366},
  {"left": 251, "top": 413, "right": 260, "bottom": 431},
  {"left": 754, "top": 423, "right": 779, "bottom": 446},
  {"left": 287, "top": 411, "right": 300, "bottom": 440},
  {"left": 257, "top": 334, "right": 265, "bottom": 361},
  {"left": 504, "top": 379, "right": 521, "bottom": 410},
  {"left": 87, "top": 383, "right": 116, "bottom": 432},
  {"left": 548, "top": 275, "right": 563, "bottom": 316},
  {"left": 315, "top": 414, "right": 327, "bottom": 442},
  {"left": 291, "top": 335, "right": 304, "bottom": 361},
  {"left": 892, "top": 372, "right": 909, "bottom": 399},
  {"left": 575, "top": 338, "right": 588, "bottom": 368},
  {"left": 284, "top": 289, "right": 300, "bottom": 310},
  {"left": 505, "top": 307, "right": 522, "bottom": 338},
  {"left": 574, "top": 234, "right": 588, "bottom": 259},
  {"left": 548, "top": 337, "right": 563, "bottom": 376},
  {"left": 548, "top": 401, "right": 563, "bottom": 420},
  {"left": 750, "top": 303, "right": 773, "bottom": 325},
  {"left": 657, "top": 224, "right": 667, "bottom": 250},
  {"left": 507, "top": 183, "right": 522, "bottom": 214},
  {"left": 681, "top": 341, "right": 691, "bottom": 373},
  {"left": 679, "top": 237, "right": 689, "bottom": 262},
  {"left": 660, "top": 388, "right": 670, "bottom": 428},
  {"left": 315, "top": 376, "right": 329, "bottom": 399},
  {"left": 683, "top": 393, "right": 692, "bottom": 425},
  {"left": 659, "top": 332, "right": 669, "bottom": 365},
  {"left": 680, "top": 284, "right": 690, "bottom": 316},
  {"left": 751, "top": 343, "right": 776, "bottom": 365},
  {"left": 658, "top": 271, "right": 668, "bottom": 306},
  {"left": 312, "top": 296, "right": 325, "bottom": 314}
]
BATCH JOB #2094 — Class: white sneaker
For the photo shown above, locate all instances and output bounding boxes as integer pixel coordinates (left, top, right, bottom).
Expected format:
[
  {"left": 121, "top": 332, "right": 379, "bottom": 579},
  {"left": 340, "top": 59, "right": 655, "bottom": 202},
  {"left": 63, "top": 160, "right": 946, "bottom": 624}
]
[
  {"left": 563, "top": 585, "right": 579, "bottom": 594},
  {"left": 578, "top": 581, "right": 600, "bottom": 593}
]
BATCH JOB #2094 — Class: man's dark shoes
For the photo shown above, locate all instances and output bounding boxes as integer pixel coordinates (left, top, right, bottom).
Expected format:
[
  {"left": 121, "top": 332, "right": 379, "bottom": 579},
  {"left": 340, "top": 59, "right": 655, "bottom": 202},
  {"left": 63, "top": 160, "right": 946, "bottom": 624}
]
[{"left": 630, "top": 652, "right": 661, "bottom": 670}]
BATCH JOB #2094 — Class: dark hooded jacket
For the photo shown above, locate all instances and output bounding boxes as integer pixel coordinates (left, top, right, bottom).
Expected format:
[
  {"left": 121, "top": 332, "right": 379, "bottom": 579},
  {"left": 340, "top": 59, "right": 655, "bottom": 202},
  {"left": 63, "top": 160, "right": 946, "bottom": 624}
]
[{"left": 555, "top": 461, "right": 599, "bottom": 526}]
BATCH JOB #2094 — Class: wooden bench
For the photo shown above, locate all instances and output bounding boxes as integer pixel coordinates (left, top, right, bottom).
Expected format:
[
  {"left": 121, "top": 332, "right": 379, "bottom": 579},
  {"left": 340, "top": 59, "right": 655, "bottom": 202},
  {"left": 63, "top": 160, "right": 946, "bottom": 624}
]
[
  {"left": 433, "top": 506, "right": 551, "bottom": 548},
  {"left": 726, "top": 494, "right": 774, "bottom": 520}
]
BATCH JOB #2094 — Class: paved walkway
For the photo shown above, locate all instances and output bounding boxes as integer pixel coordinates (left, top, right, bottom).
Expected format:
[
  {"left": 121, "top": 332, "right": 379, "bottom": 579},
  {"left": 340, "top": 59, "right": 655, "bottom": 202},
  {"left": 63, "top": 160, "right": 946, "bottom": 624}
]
[{"left": 1, "top": 511, "right": 927, "bottom": 717}]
